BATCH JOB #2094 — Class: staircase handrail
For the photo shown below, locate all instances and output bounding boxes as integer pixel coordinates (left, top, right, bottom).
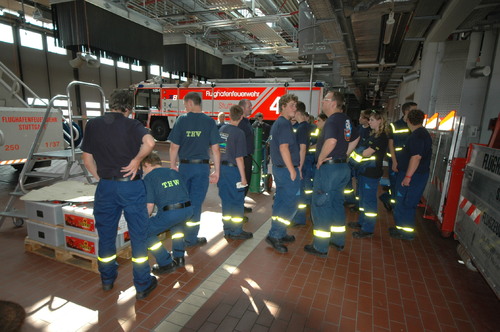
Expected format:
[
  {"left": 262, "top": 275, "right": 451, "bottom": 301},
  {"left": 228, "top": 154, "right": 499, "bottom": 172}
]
[
  {"left": 65, "top": 81, "right": 106, "bottom": 161},
  {"left": 0, "top": 61, "right": 47, "bottom": 107},
  {"left": 18, "top": 81, "right": 106, "bottom": 193}
]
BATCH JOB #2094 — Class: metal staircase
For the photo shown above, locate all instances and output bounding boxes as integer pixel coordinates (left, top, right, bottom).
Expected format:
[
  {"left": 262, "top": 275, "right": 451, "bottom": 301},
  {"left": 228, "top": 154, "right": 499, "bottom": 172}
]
[
  {"left": 0, "top": 79, "right": 106, "bottom": 228},
  {"left": 0, "top": 61, "right": 45, "bottom": 108}
]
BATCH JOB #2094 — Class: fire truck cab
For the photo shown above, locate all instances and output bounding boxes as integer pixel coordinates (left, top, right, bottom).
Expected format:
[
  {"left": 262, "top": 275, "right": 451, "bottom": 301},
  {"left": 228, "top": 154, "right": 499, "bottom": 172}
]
[{"left": 133, "top": 79, "right": 324, "bottom": 141}]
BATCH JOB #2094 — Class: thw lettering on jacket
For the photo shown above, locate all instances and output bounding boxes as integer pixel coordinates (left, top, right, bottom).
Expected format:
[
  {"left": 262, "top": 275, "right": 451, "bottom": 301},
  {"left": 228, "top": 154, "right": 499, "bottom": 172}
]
[{"left": 186, "top": 131, "right": 202, "bottom": 137}]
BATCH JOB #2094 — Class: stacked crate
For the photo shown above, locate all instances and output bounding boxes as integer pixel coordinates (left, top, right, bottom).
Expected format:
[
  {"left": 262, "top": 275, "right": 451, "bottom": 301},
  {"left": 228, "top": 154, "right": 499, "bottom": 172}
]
[
  {"left": 25, "top": 201, "right": 130, "bottom": 258},
  {"left": 62, "top": 204, "right": 130, "bottom": 257},
  {"left": 25, "top": 201, "right": 66, "bottom": 246}
]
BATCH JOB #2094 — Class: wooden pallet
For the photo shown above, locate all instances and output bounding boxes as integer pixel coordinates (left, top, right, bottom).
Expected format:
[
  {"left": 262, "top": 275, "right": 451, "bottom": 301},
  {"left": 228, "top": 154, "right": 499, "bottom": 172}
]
[{"left": 24, "top": 237, "right": 132, "bottom": 273}]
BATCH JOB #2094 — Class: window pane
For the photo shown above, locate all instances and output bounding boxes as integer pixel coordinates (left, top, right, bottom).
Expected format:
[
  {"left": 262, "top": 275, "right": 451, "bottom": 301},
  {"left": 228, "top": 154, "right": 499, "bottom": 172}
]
[
  {"left": 150, "top": 65, "right": 160, "bottom": 76},
  {"left": 0, "top": 23, "right": 14, "bottom": 43},
  {"left": 54, "top": 99, "right": 68, "bottom": 107},
  {"left": 19, "top": 29, "right": 43, "bottom": 50},
  {"left": 27, "top": 97, "right": 48, "bottom": 106},
  {"left": 117, "top": 61, "right": 129, "bottom": 69},
  {"left": 131, "top": 64, "right": 143, "bottom": 72},
  {"left": 100, "top": 57, "right": 114, "bottom": 66},
  {"left": 86, "top": 102, "right": 101, "bottom": 109},
  {"left": 87, "top": 110, "right": 101, "bottom": 117},
  {"left": 47, "top": 36, "right": 67, "bottom": 55}
]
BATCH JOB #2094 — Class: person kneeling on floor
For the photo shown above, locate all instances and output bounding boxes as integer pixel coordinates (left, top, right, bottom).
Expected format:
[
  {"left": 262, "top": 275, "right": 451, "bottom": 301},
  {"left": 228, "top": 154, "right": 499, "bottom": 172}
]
[{"left": 142, "top": 151, "right": 194, "bottom": 275}]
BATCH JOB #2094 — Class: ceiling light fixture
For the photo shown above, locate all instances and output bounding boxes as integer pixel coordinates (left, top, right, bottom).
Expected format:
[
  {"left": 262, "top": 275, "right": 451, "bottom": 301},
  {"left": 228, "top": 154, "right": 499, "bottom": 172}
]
[
  {"left": 402, "top": 71, "right": 420, "bottom": 82},
  {"left": 470, "top": 66, "right": 491, "bottom": 77},
  {"left": 384, "top": 11, "right": 395, "bottom": 45},
  {"left": 69, "top": 52, "right": 100, "bottom": 69}
]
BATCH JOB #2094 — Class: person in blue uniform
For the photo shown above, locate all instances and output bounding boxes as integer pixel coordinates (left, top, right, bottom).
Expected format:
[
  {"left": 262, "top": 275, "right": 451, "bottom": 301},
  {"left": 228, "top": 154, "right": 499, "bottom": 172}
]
[
  {"left": 266, "top": 94, "right": 301, "bottom": 253},
  {"left": 291, "top": 102, "right": 311, "bottom": 226},
  {"left": 141, "top": 151, "right": 193, "bottom": 275},
  {"left": 168, "top": 92, "right": 222, "bottom": 248},
  {"left": 238, "top": 99, "right": 255, "bottom": 213},
  {"left": 218, "top": 105, "right": 253, "bottom": 240},
  {"left": 390, "top": 109, "right": 432, "bottom": 240},
  {"left": 306, "top": 113, "right": 327, "bottom": 194},
  {"left": 379, "top": 102, "right": 417, "bottom": 211},
  {"left": 344, "top": 109, "right": 372, "bottom": 208},
  {"left": 304, "top": 90, "right": 359, "bottom": 257},
  {"left": 348, "top": 109, "right": 388, "bottom": 238},
  {"left": 81, "top": 89, "right": 157, "bottom": 300}
]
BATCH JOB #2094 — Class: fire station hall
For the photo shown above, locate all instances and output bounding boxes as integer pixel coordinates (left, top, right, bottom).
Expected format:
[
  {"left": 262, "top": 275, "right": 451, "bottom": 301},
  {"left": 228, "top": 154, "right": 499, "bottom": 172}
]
[{"left": 1, "top": 0, "right": 500, "bottom": 331}]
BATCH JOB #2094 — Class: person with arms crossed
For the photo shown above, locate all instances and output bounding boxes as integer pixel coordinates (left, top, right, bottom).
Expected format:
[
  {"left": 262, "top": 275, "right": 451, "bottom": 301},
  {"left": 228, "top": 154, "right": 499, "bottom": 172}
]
[
  {"left": 266, "top": 94, "right": 301, "bottom": 253},
  {"left": 142, "top": 151, "right": 193, "bottom": 275},
  {"left": 304, "top": 90, "right": 359, "bottom": 257},
  {"left": 81, "top": 89, "right": 157, "bottom": 300},
  {"left": 168, "top": 92, "right": 222, "bottom": 248}
]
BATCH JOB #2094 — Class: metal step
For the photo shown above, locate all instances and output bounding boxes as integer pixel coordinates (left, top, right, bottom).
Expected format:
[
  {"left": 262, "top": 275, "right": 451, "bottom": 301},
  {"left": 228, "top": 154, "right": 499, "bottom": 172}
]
[
  {"left": 0, "top": 210, "right": 27, "bottom": 219},
  {"left": 25, "top": 171, "right": 63, "bottom": 178},
  {"left": 34, "top": 149, "right": 82, "bottom": 159},
  {"left": 22, "top": 178, "right": 61, "bottom": 190}
]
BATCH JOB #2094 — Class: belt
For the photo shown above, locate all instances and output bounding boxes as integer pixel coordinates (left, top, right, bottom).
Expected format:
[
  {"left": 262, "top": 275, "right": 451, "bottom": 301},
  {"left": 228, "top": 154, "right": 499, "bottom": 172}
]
[
  {"left": 163, "top": 201, "right": 191, "bottom": 211},
  {"left": 275, "top": 165, "right": 298, "bottom": 168},
  {"left": 180, "top": 159, "right": 209, "bottom": 164},
  {"left": 102, "top": 175, "right": 141, "bottom": 181},
  {"left": 324, "top": 159, "right": 347, "bottom": 164},
  {"left": 222, "top": 161, "right": 237, "bottom": 167}
]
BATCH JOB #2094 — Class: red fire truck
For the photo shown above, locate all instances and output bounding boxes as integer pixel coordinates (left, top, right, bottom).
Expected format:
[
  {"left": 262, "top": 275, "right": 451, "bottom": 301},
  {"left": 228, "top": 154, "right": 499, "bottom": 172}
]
[{"left": 133, "top": 79, "right": 324, "bottom": 141}]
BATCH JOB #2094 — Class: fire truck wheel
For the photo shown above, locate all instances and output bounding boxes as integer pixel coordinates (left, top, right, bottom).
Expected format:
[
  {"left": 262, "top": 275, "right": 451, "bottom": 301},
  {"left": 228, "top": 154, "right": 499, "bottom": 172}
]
[{"left": 150, "top": 119, "right": 170, "bottom": 141}]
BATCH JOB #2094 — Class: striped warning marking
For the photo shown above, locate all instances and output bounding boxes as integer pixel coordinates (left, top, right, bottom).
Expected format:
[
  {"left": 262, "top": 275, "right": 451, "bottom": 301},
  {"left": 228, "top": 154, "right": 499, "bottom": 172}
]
[
  {"left": 0, "top": 158, "right": 27, "bottom": 165},
  {"left": 459, "top": 195, "right": 482, "bottom": 225}
]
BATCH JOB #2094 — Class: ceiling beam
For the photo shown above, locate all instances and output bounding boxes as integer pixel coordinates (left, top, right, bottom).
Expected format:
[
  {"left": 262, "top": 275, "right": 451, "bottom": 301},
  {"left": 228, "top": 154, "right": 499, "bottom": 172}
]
[{"left": 426, "top": 0, "right": 482, "bottom": 42}]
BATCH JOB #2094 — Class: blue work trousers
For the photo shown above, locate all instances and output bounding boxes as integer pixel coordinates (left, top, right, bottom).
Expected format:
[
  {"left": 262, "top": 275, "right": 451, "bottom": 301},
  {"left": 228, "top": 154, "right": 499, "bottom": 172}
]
[
  {"left": 311, "top": 163, "right": 351, "bottom": 252},
  {"left": 303, "top": 154, "right": 315, "bottom": 201},
  {"left": 393, "top": 171, "right": 429, "bottom": 237},
  {"left": 179, "top": 163, "right": 210, "bottom": 245},
  {"left": 292, "top": 158, "right": 313, "bottom": 225},
  {"left": 380, "top": 159, "right": 398, "bottom": 207},
  {"left": 147, "top": 205, "right": 193, "bottom": 265},
  {"left": 344, "top": 167, "right": 358, "bottom": 206},
  {"left": 358, "top": 175, "right": 380, "bottom": 233},
  {"left": 218, "top": 165, "right": 246, "bottom": 235},
  {"left": 94, "top": 179, "right": 151, "bottom": 292},
  {"left": 268, "top": 166, "right": 300, "bottom": 239}
]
